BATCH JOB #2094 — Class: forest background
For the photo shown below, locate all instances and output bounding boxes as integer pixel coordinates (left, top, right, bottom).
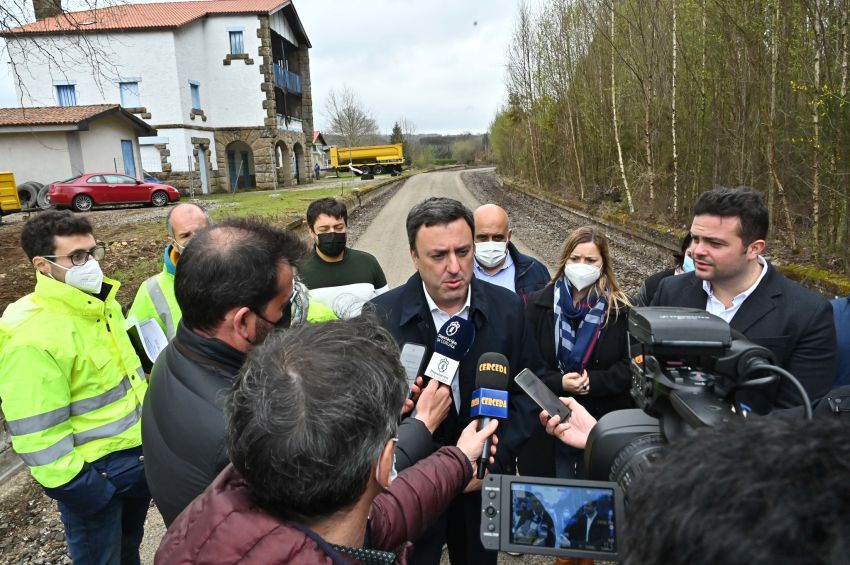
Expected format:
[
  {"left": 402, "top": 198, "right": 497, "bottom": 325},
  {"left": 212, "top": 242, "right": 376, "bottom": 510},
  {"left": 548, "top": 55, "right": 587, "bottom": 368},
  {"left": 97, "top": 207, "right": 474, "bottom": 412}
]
[{"left": 488, "top": 0, "right": 850, "bottom": 277}]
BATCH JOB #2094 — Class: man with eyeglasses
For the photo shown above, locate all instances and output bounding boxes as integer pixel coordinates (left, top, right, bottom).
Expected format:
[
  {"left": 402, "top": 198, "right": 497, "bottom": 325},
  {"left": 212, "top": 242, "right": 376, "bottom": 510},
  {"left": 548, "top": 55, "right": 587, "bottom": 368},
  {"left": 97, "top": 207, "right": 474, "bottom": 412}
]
[
  {"left": 141, "top": 218, "right": 314, "bottom": 526},
  {"left": 127, "top": 202, "right": 211, "bottom": 341},
  {"left": 0, "top": 210, "right": 150, "bottom": 564}
]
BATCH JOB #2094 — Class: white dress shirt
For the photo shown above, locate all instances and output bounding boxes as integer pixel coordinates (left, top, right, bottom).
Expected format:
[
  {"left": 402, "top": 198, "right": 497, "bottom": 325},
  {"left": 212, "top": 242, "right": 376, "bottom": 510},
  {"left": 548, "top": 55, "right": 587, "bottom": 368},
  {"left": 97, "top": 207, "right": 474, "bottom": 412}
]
[
  {"left": 422, "top": 283, "right": 471, "bottom": 411},
  {"left": 704, "top": 256, "right": 769, "bottom": 323}
]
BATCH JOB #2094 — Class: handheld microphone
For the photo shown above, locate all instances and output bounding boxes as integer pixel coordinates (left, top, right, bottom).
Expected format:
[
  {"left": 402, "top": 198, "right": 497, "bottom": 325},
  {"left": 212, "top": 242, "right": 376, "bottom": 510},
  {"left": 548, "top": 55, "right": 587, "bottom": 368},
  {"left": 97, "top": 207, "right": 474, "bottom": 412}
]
[
  {"left": 423, "top": 316, "right": 475, "bottom": 387},
  {"left": 470, "top": 352, "right": 510, "bottom": 479}
]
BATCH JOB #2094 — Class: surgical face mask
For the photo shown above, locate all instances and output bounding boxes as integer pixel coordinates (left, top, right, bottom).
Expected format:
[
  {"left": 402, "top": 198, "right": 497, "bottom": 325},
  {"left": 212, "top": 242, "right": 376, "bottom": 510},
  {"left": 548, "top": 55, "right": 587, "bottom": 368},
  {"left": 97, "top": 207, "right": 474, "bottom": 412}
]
[
  {"left": 48, "top": 258, "right": 104, "bottom": 294},
  {"left": 563, "top": 263, "right": 601, "bottom": 291},
  {"left": 683, "top": 254, "right": 695, "bottom": 273},
  {"left": 475, "top": 241, "right": 508, "bottom": 269},
  {"left": 316, "top": 232, "right": 346, "bottom": 258}
]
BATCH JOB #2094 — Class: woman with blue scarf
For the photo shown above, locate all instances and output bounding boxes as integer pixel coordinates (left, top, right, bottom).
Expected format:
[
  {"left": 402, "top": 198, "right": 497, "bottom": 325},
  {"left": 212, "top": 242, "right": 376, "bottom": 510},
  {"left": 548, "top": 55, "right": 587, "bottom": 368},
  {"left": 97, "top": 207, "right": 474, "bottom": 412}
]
[{"left": 518, "top": 226, "right": 633, "bottom": 480}]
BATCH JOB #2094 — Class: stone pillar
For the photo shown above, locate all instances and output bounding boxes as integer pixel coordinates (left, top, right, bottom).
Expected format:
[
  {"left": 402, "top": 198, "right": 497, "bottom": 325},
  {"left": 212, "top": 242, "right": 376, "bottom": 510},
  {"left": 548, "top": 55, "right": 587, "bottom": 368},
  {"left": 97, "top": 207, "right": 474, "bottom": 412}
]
[
  {"left": 297, "top": 46, "right": 314, "bottom": 184},
  {"left": 257, "top": 16, "right": 277, "bottom": 130}
]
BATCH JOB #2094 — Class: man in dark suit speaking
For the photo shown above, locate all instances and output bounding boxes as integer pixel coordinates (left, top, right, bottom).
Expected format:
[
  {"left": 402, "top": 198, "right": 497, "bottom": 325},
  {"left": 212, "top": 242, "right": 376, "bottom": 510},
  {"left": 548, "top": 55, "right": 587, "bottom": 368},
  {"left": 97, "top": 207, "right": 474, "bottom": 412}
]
[{"left": 652, "top": 187, "right": 836, "bottom": 408}]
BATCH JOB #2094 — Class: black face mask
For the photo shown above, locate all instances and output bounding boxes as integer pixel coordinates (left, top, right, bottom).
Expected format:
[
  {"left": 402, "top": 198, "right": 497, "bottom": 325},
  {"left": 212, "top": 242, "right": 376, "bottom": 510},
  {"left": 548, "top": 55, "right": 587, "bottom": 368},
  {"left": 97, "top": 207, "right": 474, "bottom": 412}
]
[{"left": 317, "top": 232, "right": 347, "bottom": 258}]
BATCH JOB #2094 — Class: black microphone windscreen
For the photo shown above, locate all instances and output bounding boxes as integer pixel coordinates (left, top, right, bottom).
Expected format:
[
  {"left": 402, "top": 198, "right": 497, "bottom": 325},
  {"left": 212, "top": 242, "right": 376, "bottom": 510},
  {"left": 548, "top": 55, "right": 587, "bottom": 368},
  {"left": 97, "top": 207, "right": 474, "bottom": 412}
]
[{"left": 475, "top": 352, "right": 510, "bottom": 390}]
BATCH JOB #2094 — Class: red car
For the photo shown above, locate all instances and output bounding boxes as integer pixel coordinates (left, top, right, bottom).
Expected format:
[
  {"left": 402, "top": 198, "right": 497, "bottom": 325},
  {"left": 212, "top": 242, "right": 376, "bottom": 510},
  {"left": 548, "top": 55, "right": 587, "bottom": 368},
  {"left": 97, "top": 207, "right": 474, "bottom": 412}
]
[{"left": 48, "top": 173, "right": 180, "bottom": 212}]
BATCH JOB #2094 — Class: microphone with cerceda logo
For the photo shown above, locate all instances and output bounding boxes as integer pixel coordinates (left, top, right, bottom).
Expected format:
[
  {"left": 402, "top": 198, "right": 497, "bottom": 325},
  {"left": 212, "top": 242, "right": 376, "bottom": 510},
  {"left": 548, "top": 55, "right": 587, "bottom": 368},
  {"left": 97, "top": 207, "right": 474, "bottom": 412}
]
[
  {"left": 470, "top": 352, "right": 510, "bottom": 479},
  {"left": 423, "top": 316, "right": 475, "bottom": 388}
]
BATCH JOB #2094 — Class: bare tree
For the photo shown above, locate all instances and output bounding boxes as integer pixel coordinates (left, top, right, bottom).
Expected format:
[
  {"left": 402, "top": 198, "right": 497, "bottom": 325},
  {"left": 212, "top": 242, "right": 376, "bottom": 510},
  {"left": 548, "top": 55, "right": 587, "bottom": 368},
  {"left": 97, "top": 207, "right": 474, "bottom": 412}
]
[
  {"left": 2, "top": 0, "right": 126, "bottom": 106},
  {"left": 323, "top": 86, "right": 379, "bottom": 149},
  {"left": 609, "top": 1, "right": 634, "bottom": 213}
]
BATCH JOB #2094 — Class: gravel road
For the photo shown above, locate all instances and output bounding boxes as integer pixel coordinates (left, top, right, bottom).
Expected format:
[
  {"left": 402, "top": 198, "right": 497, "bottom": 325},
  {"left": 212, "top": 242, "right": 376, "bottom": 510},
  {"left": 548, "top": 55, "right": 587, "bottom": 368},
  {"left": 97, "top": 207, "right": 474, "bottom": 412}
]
[
  {"left": 355, "top": 168, "right": 547, "bottom": 289},
  {"left": 0, "top": 168, "right": 646, "bottom": 565}
]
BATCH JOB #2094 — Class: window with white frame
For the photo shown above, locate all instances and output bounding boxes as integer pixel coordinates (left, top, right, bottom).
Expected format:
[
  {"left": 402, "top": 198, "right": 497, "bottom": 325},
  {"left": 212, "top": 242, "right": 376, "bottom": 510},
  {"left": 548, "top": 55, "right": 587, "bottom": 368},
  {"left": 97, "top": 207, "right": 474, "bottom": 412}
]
[
  {"left": 56, "top": 84, "right": 77, "bottom": 106},
  {"left": 229, "top": 30, "right": 244, "bottom": 54},
  {"left": 119, "top": 81, "right": 141, "bottom": 107},
  {"left": 189, "top": 82, "right": 201, "bottom": 110}
]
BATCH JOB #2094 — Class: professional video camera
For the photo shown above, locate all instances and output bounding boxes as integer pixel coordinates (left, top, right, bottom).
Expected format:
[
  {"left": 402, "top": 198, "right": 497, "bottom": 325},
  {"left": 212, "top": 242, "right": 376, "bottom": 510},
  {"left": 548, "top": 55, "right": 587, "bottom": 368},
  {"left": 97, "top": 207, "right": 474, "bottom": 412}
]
[
  {"left": 585, "top": 306, "right": 809, "bottom": 487},
  {"left": 480, "top": 307, "right": 810, "bottom": 560}
]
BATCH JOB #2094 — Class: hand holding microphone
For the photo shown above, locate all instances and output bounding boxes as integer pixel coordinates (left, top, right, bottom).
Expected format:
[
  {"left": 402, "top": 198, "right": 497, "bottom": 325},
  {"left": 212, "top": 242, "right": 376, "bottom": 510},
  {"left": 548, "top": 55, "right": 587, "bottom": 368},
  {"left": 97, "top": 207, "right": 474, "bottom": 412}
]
[{"left": 470, "top": 352, "right": 510, "bottom": 479}]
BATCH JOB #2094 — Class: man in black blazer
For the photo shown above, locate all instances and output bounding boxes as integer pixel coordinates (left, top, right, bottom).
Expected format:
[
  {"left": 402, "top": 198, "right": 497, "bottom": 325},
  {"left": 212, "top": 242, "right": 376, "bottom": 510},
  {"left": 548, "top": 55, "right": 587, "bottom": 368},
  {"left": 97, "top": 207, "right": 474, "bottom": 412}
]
[
  {"left": 652, "top": 187, "right": 836, "bottom": 408},
  {"left": 369, "top": 197, "right": 542, "bottom": 565}
]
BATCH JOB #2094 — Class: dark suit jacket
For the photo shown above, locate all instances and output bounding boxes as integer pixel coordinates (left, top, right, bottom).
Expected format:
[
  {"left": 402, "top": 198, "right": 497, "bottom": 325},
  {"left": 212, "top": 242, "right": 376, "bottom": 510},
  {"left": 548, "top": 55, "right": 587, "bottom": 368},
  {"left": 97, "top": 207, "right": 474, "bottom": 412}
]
[
  {"left": 369, "top": 272, "right": 542, "bottom": 472},
  {"left": 565, "top": 513, "right": 610, "bottom": 549},
  {"left": 651, "top": 266, "right": 836, "bottom": 407},
  {"left": 369, "top": 273, "right": 545, "bottom": 565},
  {"left": 508, "top": 242, "right": 552, "bottom": 305}
]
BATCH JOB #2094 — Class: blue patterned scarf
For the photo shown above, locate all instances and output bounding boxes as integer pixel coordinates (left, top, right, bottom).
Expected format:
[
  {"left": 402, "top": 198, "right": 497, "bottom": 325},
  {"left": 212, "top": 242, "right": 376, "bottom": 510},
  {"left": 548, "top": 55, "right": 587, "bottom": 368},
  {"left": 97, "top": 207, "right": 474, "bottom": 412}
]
[{"left": 553, "top": 277, "right": 607, "bottom": 373}]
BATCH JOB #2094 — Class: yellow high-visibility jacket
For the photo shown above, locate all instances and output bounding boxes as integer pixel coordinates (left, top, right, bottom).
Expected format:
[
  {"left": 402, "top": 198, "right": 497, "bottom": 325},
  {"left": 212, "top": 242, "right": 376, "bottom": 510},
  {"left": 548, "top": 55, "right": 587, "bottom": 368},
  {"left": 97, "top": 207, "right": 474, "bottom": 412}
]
[
  {"left": 127, "top": 245, "right": 181, "bottom": 340},
  {"left": 0, "top": 272, "right": 147, "bottom": 489}
]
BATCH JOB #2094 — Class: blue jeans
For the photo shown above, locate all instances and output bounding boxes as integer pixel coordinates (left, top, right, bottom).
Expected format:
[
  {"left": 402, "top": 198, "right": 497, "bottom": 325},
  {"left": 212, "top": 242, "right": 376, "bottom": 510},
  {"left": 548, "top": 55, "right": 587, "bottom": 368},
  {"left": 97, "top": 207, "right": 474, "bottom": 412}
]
[{"left": 56, "top": 448, "right": 150, "bottom": 565}]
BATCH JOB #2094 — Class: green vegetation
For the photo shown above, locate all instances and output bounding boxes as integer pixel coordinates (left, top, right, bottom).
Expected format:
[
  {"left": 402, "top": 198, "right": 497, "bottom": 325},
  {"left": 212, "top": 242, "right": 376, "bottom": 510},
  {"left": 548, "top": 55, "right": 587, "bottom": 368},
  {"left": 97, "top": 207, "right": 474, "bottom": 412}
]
[
  {"left": 194, "top": 186, "right": 356, "bottom": 223},
  {"left": 777, "top": 264, "right": 850, "bottom": 297},
  {"left": 492, "top": 0, "right": 850, "bottom": 273},
  {"left": 110, "top": 255, "right": 160, "bottom": 291}
]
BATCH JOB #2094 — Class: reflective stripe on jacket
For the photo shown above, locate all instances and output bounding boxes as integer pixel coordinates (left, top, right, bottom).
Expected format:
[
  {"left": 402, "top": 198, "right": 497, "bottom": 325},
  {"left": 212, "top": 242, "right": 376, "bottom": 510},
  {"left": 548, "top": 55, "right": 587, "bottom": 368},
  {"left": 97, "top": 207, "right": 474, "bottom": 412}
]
[
  {"left": 0, "top": 272, "right": 147, "bottom": 489},
  {"left": 127, "top": 265, "right": 181, "bottom": 340}
]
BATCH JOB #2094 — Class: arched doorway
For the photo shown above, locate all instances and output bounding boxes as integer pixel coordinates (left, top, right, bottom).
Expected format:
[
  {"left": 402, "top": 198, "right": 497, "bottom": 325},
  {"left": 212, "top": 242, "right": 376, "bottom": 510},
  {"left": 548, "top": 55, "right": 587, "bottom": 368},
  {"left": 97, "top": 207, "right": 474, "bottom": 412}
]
[
  {"left": 225, "top": 140, "right": 255, "bottom": 191},
  {"left": 275, "top": 141, "right": 291, "bottom": 187},
  {"left": 292, "top": 142, "right": 305, "bottom": 185}
]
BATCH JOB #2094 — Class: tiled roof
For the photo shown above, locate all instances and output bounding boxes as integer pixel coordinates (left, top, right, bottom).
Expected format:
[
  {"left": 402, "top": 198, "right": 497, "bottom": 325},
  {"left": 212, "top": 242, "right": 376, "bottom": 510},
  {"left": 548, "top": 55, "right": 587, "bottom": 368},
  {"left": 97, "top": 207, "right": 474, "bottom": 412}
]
[
  {"left": 0, "top": 105, "right": 155, "bottom": 134},
  {"left": 4, "top": 0, "right": 287, "bottom": 35},
  {"left": 0, "top": 104, "right": 119, "bottom": 126}
]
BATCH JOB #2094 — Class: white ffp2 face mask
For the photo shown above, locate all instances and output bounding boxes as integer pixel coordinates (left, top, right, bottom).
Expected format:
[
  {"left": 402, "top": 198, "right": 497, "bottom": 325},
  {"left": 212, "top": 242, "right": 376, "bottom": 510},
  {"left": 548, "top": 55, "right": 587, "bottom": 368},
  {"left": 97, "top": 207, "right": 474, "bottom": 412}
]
[
  {"left": 563, "top": 263, "right": 601, "bottom": 291},
  {"left": 48, "top": 259, "right": 104, "bottom": 294},
  {"left": 475, "top": 241, "right": 508, "bottom": 269}
]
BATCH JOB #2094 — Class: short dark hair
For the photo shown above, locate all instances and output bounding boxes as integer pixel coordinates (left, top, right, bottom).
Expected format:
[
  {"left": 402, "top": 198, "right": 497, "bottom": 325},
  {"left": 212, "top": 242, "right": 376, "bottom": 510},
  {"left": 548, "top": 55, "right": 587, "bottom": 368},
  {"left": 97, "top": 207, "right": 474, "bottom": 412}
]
[
  {"left": 673, "top": 232, "right": 692, "bottom": 266},
  {"left": 692, "top": 187, "right": 769, "bottom": 244},
  {"left": 406, "top": 197, "right": 474, "bottom": 251},
  {"left": 306, "top": 197, "right": 348, "bottom": 229},
  {"left": 623, "top": 415, "right": 850, "bottom": 565},
  {"left": 20, "top": 210, "right": 94, "bottom": 260},
  {"left": 225, "top": 315, "right": 407, "bottom": 522},
  {"left": 174, "top": 218, "right": 306, "bottom": 333}
]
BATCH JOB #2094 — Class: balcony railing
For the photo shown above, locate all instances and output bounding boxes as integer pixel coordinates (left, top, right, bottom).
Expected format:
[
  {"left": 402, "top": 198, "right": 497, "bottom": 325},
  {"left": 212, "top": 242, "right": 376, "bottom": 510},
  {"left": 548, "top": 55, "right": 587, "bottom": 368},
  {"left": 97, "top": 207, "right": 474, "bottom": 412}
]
[
  {"left": 273, "top": 63, "right": 302, "bottom": 94},
  {"left": 276, "top": 114, "right": 303, "bottom": 133}
]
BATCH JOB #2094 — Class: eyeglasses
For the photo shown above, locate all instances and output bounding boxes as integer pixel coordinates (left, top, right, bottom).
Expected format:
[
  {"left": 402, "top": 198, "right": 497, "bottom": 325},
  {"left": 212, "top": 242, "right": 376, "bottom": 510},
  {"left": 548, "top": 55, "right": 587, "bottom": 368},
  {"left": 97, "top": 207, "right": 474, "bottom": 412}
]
[
  {"left": 43, "top": 244, "right": 106, "bottom": 266},
  {"left": 253, "top": 284, "right": 299, "bottom": 330}
]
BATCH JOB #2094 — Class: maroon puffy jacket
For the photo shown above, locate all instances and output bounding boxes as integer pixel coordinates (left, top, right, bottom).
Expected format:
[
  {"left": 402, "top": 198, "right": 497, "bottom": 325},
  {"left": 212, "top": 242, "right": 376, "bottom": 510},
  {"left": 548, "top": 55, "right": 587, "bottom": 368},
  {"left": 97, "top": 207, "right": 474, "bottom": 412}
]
[{"left": 155, "top": 446, "right": 473, "bottom": 564}]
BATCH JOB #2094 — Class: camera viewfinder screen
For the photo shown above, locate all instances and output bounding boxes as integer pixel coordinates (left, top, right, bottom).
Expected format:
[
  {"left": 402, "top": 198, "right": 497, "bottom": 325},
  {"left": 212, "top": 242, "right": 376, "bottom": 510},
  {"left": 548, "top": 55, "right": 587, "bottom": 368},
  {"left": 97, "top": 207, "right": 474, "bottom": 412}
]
[{"left": 509, "top": 482, "right": 617, "bottom": 553}]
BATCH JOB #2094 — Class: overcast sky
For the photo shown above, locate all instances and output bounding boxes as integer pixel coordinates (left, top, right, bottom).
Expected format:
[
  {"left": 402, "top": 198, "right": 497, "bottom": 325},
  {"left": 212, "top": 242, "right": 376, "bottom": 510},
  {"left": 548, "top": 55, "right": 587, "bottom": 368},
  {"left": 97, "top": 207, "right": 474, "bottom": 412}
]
[{"left": 0, "top": 0, "right": 543, "bottom": 134}]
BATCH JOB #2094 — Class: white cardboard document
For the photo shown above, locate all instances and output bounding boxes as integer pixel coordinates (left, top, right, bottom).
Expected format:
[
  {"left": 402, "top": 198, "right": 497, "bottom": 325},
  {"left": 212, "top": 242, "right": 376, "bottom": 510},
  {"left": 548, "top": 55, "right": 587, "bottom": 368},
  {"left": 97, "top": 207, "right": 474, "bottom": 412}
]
[{"left": 136, "top": 318, "right": 168, "bottom": 363}]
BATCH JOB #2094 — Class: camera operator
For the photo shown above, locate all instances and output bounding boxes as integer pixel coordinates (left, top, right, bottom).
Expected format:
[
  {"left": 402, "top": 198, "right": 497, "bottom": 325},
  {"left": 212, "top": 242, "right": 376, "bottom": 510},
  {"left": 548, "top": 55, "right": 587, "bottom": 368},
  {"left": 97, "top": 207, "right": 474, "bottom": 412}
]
[
  {"left": 622, "top": 415, "right": 850, "bottom": 565},
  {"left": 537, "top": 398, "right": 849, "bottom": 564},
  {"left": 652, "top": 187, "right": 836, "bottom": 408},
  {"left": 155, "top": 316, "right": 499, "bottom": 564}
]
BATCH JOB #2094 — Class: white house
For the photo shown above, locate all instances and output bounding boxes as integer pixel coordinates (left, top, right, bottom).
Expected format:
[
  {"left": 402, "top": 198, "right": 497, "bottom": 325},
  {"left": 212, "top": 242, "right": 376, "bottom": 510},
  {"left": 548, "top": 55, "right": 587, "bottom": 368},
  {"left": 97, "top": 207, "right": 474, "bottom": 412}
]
[
  {"left": 0, "top": 105, "right": 155, "bottom": 201},
  {"left": 311, "top": 131, "right": 329, "bottom": 169},
  {"left": 3, "top": 0, "right": 314, "bottom": 194}
]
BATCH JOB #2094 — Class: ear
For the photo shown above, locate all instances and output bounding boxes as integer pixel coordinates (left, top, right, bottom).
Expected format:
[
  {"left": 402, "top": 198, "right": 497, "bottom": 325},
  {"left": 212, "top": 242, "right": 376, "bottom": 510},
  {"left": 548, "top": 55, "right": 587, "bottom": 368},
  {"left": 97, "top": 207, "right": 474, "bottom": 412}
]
[
  {"left": 409, "top": 247, "right": 420, "bottom": 270},
  {"left": 231, "top": 306, "right": 254, "bottom": 342},
  {"left": 32, "top": 257, "right": 52, "bottom": 276},
  {"left": 507, "top": 229, "right": 513, "bottom": 242},
  {"left": 747, "top": 239, "right": 766, "bottom": 259},
  {"left": 307, "top": 226, "right": 317, "bottom": 239},
  {"left": 376, "top": 438, "right": 395, "bottom": 488}
]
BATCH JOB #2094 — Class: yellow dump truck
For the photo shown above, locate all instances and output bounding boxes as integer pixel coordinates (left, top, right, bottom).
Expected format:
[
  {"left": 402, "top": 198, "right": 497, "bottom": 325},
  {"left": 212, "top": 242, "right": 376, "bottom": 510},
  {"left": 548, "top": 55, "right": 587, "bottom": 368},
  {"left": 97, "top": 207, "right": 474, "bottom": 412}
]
[
  {"left": 329, "top": 143, "right": 404, "bottom": 176},
  {"left": 0, "top": 171, "right": 22, "bottom": 222}
]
